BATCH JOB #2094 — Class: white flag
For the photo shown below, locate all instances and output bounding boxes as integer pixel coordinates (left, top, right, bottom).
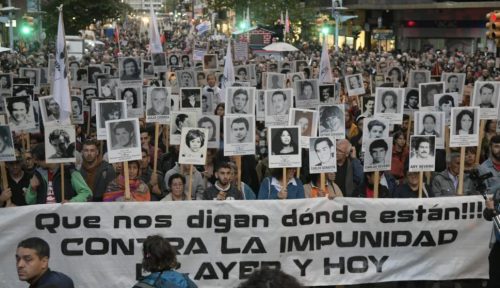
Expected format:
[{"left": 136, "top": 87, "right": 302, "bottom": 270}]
[
  {"left": 53, "top": 5, "right": 71, "bottom": 123},
  {"left": 220, "top": 41, "right": 235, "bottom": 103},
  {"left": 319, "top": 39, "right": 333, "bottom": 84},
  {"left": 149, "top": 7, "right": 162, "bottom": 53}
]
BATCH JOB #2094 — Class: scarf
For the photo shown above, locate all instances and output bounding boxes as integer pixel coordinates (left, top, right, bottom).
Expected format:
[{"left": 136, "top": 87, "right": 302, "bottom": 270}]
[{"left": 103, "top": 176, "right": 150, "bottom": 202}]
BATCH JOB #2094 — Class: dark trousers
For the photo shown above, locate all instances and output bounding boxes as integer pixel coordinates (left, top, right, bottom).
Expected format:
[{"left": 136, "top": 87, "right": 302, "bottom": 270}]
[{"left": 488, "top": 241, "right": 500, "bottom": 288}]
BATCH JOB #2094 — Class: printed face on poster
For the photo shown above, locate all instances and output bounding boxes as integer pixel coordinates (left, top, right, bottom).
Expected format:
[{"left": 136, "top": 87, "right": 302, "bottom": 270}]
[
  {"left": 256, "top": 90, "right": 265, "bottom": 121},
  {"left": 4, "top": 96, "right": 36, "bottom": 132},
  {"left": 374, "top": 87, "right": 404, "bottom": 125},
  {"left": 442, "top": 73, "right": 465, "bottom": 96},
  {"left": 268, "top": 126, "right": 302, "bottom": 168},
  {"left": 176, "top": 70, "right": 196, "bottom": 88},
  {"left": 225, "top": 87, "right": 255, "bottom": 115},
  {"left": 19, "top": 68, "right": 40, "bottom": 86},
  {"left": 409, "top": 70, "right": 431, "bottom": 89},
  {"left": 224, "top": 115, "right": 256, "bottom": 156},
  {"left": 345, "top": 74, "right": 365, "bottom": 96},
  {"left": 309, "top": 136, "right": 337, "bottom": 174},
  {"left": 409, "top": 135, "right": 436, "bottom": 172},
  {"left": 152, "top": 53, "right": 167, "bottom": 72},
  {"left": 203, "top": 54, "right": 218, "bottom": 71},
  {"left": 319, "top": 84, "right": 337, "bottom": 104},
  {"left": 433, "top": 93, "right": 458, "bottom": 125},
  {"left": 289, "top": 108, "right": 318, "bottom": 148},
  {"left": 96, "top": 100, "right": 127, "bottom": 140},
  {"left": 0, "top": 125, "right": 16, "bottom": 161},
  {"left": 404, "top": 88, "right": 419, "bottom": 111},
  {"left": 168, "top": 54, "right": 180, "bottom": 67},
  {"left": 170, "top": 111, "right": 198, "bottom": 145},
  {"left": 145, "top": 87, "right": 170, "bottom": 124},
  {"left": 360, "top": 96, "right": 375, "bottom": 118},
  {"left": 71, "top": 95, "right": 84, "bottom": 124},
  {"left": 44, "top": 125, "right": 76, "bottom": 164},
  {"left": 142, "top": 61, "right": 155, "bottom": 79},
  {"left": 414, "top": 111, "right": 445, "bottom": 149},
  {"left": 180, "top": 88, "right": 202, "bottom": 113},
  {"left": 363, "top": 117, "right": 390, "bottom": 141},
  {"left": 472, "top": 81, "right": 499, "bottom": 119},
  {"left": 265, "top": 89, "right": 293, "bottom": 127},
  {"left": 0, "top": 73, "right": 12, "bottom": 89},
  {"left": 98, "top": 77, "right": 119, "bottom": 99},
  {"left": 318, "top": 105, "right": 345, "bottom": 139},
  {"left": 119, "top": 57, "right": 142, "bottom": 82},
  {"left": 266, "top": 72, "right": 285, "bottom": 90},
  {"left": 385, "top": 67, "right": 403, "bottom": 87},
  {"left": 449, "top": 107, "right": 480, "bottom": 147},
  {"left": 197, "top": 115, "right": 220, "bottom": 149},
  {"left": 294, "top": 79, "right": 320, "bottom": 109},
  {"left": 116, "top": 86, "right": 143, "bottom": 118},
  {"left": 106, "top": 118, "right": 142, "bottom": 163},
  {"left": 363, "top": 137, "right": 393, "bottom": 172},
  {"left": 419, "top": 82, "right": 444, "bottom": 109},
  {"left": 179, "top": 127, "right": 208, "bottom": 165},
  {"left": 38, "top": 95, "right": 71, "bottom": 127}
]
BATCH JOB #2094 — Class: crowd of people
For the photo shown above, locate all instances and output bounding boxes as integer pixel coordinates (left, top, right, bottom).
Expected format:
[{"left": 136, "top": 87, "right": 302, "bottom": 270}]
[{"left": 1, "top": 14, "right": 500, "bottom": 288}]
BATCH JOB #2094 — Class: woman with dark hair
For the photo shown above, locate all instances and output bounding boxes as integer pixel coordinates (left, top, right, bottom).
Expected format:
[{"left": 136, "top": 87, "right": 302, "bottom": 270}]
[
  {"left": 319, "top": 106, "right": 342, "bottom": 134},
  {"left": 103, "top": 160, "right": 150, "bottom": 202},
  {"left": 455, "top": 109, "right": 474, "bottom": 135},
  {"left": 380, "top": 90, "right": 398, "bottom": 113},
  {"left": 214, "top": 103, "right": 225, "bottom": 117},
  {"left": 257, "top": 168, "right": 305, "bottom": 200},
  {"left": 121, "top": 58, "right": 140, "bottom": 80},
  {"left": 162, "top": 173, "right": 188, "bottom": 201},
  {"left": 271, "top": 128, "right": 298, "bottom": 155},
  {"left": 133, "top": 235, "right": 197, "bottom": 288},
  {"left": 122, "top": 88, "right": 138, "bottom": 109}
]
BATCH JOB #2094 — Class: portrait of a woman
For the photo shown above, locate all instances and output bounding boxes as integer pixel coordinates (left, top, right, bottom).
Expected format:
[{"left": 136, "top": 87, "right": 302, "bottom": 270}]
[
  {"left": 121, "top": 88, "right": 138, "bottom": 109},
  {"left": 455, "top": 109, "right": 474, "bottom": 135},
  {"left": 380, "top": 90, "right": 398, "bottom": 113},
  {"left": 319, "top": 106, "right": 343, "bottom": 134},
  {"left": 184, "top": 129, "right": 205, "bottom": 157},
  {"left": 271, "top": 128, "right": 298, "bottom": 155},
  {"left": 121, "top": 58, "right": 140, "bottom": 81}
]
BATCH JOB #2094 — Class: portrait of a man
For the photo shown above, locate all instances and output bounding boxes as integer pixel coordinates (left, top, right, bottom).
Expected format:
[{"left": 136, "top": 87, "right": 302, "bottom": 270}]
[
  {"left": 230, "top": 88, "right": 249, "bottom": 114},
  {"left": 5, "top": 96, "right": 34, "bottom": 130},
  {"left": 410, "top": 136, "right": 435, "bottom": 166},
  {"left": 47, "top": 128, "right": 74, "bottom": 159},
  {"left": 368, "top": 139, "right": 389, "bottom": 165},
  {"left": 147, "top": 87, "right": 169, "bottom": 116},
  {"left": 268, "top": 90, "right": 289, "bottom": 115},
  {"left": 229, "top": 117, "right": 251, "bottom": 144},
  {"left": 312, "top": 137, "right": 336, "bottom": 167}
]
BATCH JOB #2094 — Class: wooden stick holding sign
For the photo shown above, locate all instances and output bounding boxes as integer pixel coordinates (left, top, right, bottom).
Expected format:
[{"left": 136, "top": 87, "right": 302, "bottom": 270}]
[
  {"left": 406, "top": 115, "right": 412, "bottom": 145},
  {"left": 60, "top": 163, "right": 65, "bottom": 202},
  {"left": 153, "top": 123, "right": 160, "bottom": 174},
  {"left": 188, "top": 165, "right": 193, "bottom": 200},
  {"left": 282, "top": 168, "right": 287, "bottom": 194},
  {"left": 0, "top": 162, "right": 12, "bottom": 206},
  {"left": 164, "top": 125, "right": 169, "bottom": 153},
  {"left": 476, "top": 120, "right": 485, "bottom": 165},
  {"left": 418, "top": 172, "right": 424, "bottom": 198},
  {"left": 235, "top": 156, "right": 242, "bottom": 192},
  {"left": 26, "top": 132, "right": 31, "bottom": 151},
  {"left": 373, "top": 172, "right": 380, "bottom": 198},
  {"left": 457, "top": 147, "right": 466, "bottom": 196},
  {"left": 124, "top": 161, "right": 131, "bottom": 200},
  {"left": 320, "top": 173, "right": 326, "bottom": 197}
]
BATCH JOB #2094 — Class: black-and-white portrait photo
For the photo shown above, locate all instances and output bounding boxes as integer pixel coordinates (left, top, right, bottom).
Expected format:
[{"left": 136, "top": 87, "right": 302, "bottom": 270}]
[
  {"left": 363, "top": 137, "right": 392, "bottom": 172},
  {"left": 359, "top": 96, "right": 375, "bottom": 118},
  {"left": 106, "top": 118, "right": 142, "bottom": 163},
  {"left": 434, "top": 93, "right": 458, "bottom": 124},
  {"left": 82, "top": 86, "right": 98, "bottom": 109},
  {"left": 87, "top": 65, "right": 103, "bottom": 84},
  {"left": 96, "top": 100, "right": 127, "bottom": 140},
  {"left": 409, "top": 135, "right": 436, "bottom": 172},
  {"left": 179, "top": 128, "right": 208, "bottom": 165},
  {"left": 374, "top": 87, "right": 405, "bottom": 124},
  {"left": 169, "top": 54, "right": 180, "bottom": 67},
  {"left": 290, "top": 108, "right": 318, "bottom": 147},
  {"left": 345, "top": 74, "right": 365, "bottom": 96},
  {"left": 319, "top": 84, "right": 336, "bottom": 104},
  {"left": 180, "top": 88, "right": 202, "bottom": 112},
  {"left": 181, "top": 54, "right": 192, "bottom": 68},
  {"left": 71, "top": 95, "right": 84, "bottom": 124},
  {"left": 294, "top": 79, "right": 319, "bottom": 108},
  {"left": 0, "top": 73, "right": 11, "bottom": 89},
  {"left": 116, "top": 86, "right": 143, "bottom": 117},
  {"left": 176, "top": 70, "right": 196, "bottom": 88},
  {"left": 98, "top": 77, "right": 119, "bottom": 99},
  {"left": 265, "top": 89, "right": 293, "bottom": 126},
  {"left": 119, "top": 57, "right": 142, "bottom": 82},
  {"left": 363, "top": 117, "right": 390, "bottom": 140},
  {"left": 414, "top": 111, "right": 445, "bottom": 149},
  {"left": 226, "top": 87, "right": 255, "bottom": 115},
  {"left": 309, "top": 136, "right": 337, "bottom": 174},
  {"left": 142, "top": 61, "right": 155, "bottom": 79},
  {"left": 473, "top": 81, "right": 499, "bottom": 119},
  {"left": 4, "top": 96, "right": 35, "bottom": 131},
  {"left": 409, "top": 70, "right": 431, "bottom": 89},
  {"left": 44, "top": 125, "right": 76, "bottom": 163},
  {"left": 266, "top": 72, "right": 285, "bottom": 89},
  {"left": 318, "top": 105, "right": 344, "bottom": 138},
  {"left": 203, "top": 54, "right": 218, "bottom": 70},
  {"left": 39, "top": 96, "right": 71, "bottom": 126},
  {"left": 0, "top": 125, "right": 15, "bottom": 161},
  {"left": 12, "top": 84, "right": 34, "bottom": 98},
  {"left": 198, "top": 115, "right": 220, "bottom": 149},
  {"left": 419, "top": 82, "right": 444, "bottom": 109},
  {"left": 19, "top": 68, "right": 39, "bottom": 86},
  {"left": 152, "top": 52, "right": 167, "bottom": 66},
  {"left": 286, "top": 72, "right": 304, "bottom": 89},
  {"left": 196, "top": 71, "right": 207, "bottom": 87},
  {"left": 146, "top": 87, "right": 170, "bottom": 123},
  {"left": 294, "top": 60, "right": 308, "bottom": 73},
  {"left": 223, "top": 115, "right": 256, "bottom": 156},
  {"left": 268, "top": 126, "right": 302, "bottom": 168},
  {"left": 450, "top": 107, "right": 480, "bottom": 147},
  {"left": 404, "top": 88, "right": 419, "bottom": 110},
  {"left": 442, "top": 73, "right": 465, "bottom": 94},
  {"left": 385, "top": 67, "right": 403, "bottom": 87}
]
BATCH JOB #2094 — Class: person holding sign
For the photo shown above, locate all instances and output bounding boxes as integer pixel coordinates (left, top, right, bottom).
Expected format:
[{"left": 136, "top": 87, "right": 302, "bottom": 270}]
[
  {"left": 103, "top": 160, "right": 151, "bottom": 202},
  {"left": 25, "top": 144, "right": 92, "bottom": 204},
  {"left": 203, "top": 162, "right": 243, "bottom": 200},
  {"left": 304, "top": 173, "right": 343, "bottom": 199},
  {"left": 258, "top": 168, "right": 305, "bottom": 200},
  {"left": 394, "top": 171, "right": 433, "bottom": 198}
]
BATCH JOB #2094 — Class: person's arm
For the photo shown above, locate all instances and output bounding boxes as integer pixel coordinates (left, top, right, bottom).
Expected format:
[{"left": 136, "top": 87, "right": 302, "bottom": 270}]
[
  {"left": 257, "top": 178, "right": 270, "bottom": 200},
  {"left": 25, "top": 175, "right": 40, "bottom": 204},
  {"left": 431, "top": 175, "right": 444, "bottom": 197},
  {"left": 194, "top": 172, "right": 204, "bottom": 200},
  {"left": 69, "top": 170, "right": 92, "bottom": 202}
]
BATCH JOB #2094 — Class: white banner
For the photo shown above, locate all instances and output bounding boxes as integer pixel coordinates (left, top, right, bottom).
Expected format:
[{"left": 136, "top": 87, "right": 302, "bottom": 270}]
[{"left": 0, "top": 197, "right": 490, "bottom": 287}]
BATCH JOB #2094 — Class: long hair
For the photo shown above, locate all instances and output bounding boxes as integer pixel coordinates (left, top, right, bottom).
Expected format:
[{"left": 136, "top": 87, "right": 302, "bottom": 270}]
[
  {"left": 141, "top": 235, "right": 178, "bottom": 273},
  {"left": 271, "top": 128, "right": 297, "bottom": 155},
  {"left": 455, "top": 109, "right": 474, "bottom": 134}
]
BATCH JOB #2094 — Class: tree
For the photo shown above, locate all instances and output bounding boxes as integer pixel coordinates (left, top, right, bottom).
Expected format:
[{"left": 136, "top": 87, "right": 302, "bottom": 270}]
[{"left": 41, "top": 0, "right": 132, "bottom": 39}]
